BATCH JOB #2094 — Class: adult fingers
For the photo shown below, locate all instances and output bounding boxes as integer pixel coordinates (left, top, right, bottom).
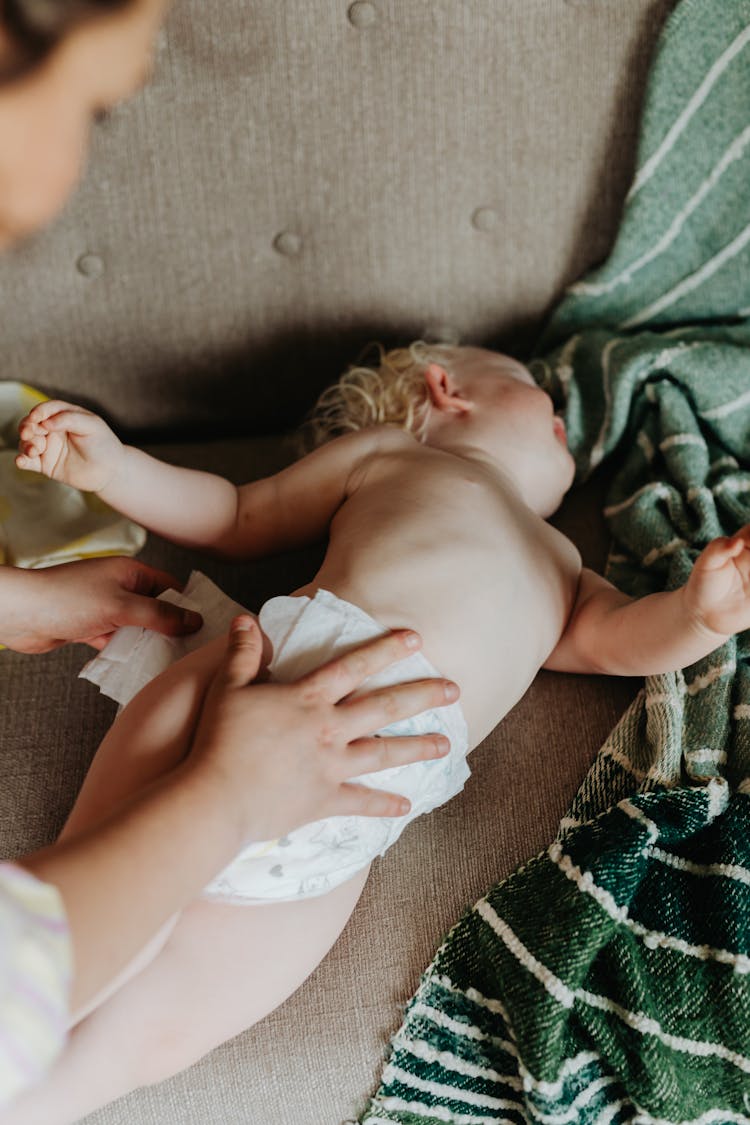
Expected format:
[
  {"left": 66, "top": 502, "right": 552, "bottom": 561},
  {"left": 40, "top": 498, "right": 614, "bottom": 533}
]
[
  {"left": 122, "top": 560, "right": 185, "bottom": 598},
  {"left": 114, "top": 594, "right": 203, "bottom": 635},
  {"left": 216, "top": 616, "right": 264, "bottom": 688},
  {"left": 81, "top": 633, "right": 115, "bottom": 650},
  {"left": 330, "top": 783, "right": 411, "bottom": 819},
  {"left": 341, "top": 677, "right": 459, "bottom": 739},
  {"left": 342, "top": 732, "right": 450, "bottom": 777},
  {"left": 301, "top": 629, "right": 423, "bottom": 703}
]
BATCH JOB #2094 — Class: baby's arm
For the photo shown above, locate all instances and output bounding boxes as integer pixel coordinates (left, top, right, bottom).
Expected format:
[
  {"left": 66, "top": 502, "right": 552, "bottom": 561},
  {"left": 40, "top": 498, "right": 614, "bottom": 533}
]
[
  {"left": 545, "top": 527, "right": 750, "bottom": 676},
  {"left": 17, "top": 401, "right": 383, "bottom": 558},
  {"left": 17, "top": 401, "right": 239, "bottom": 548}
]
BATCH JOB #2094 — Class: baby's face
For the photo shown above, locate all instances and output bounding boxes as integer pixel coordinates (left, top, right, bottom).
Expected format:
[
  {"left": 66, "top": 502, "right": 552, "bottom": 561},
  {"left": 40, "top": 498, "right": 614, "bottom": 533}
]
[{"left": 447, "top": 346, "right": 576, "bottom": 515}]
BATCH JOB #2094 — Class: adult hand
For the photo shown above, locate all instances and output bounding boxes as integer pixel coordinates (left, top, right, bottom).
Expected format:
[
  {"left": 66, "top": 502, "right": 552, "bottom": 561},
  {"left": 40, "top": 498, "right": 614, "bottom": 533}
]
[
  {"left": 0, "top": 557, "right": 202, "bottom": 653},
  {"left": 188, "top": 615, "right": 459, "bottom": 841}
]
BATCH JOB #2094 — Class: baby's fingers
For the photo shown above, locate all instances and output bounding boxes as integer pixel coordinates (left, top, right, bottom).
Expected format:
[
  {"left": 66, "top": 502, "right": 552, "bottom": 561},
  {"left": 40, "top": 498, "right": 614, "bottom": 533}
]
[
  {"left": 697, "top": 535, "right": 745, "bottom": 570},
  {"left": 341, "top": 677, "right": 459, "bottom": 740},
  {"left": 15, "top": 451, "right": 43, "bottom": 473},
  {"left": 18, "top": 433, "right": 45, "bottom": 456},
  {"left": 39, "top": 408, "right": 100, "bottom": 435},
  {"left": 25, "top": 399, "right": 91, "bottom": 425},
  {"left": 343, "top": 732, "right": 450, "bottom": 778},
  {"left": 18, "top": 418, "right": 46, "bottom": 442},
  {"left": 331, "top": 782, "right": 411, "bottom": 819}
]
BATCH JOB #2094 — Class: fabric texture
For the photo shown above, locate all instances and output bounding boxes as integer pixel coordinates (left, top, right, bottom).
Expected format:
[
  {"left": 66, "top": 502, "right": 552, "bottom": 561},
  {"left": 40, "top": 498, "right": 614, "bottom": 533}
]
[
  {"left": 0, "top": 863, "right": 70, "bottom": 1110},
  {"left": 0, "top": 383, "right": 144, "bottom": 569},
  {"left": 0, "top": 1, "right": 674, "bottom": 437},
  {"left": 361, "top": 3, "right": 750, "bottom": 1122}
]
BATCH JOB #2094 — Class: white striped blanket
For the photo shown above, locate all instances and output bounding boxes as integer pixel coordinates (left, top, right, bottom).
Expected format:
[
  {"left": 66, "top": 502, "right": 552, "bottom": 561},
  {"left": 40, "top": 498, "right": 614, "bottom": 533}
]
[{"left": 361, "top": 1, "right": 750, "bottom": 1121}]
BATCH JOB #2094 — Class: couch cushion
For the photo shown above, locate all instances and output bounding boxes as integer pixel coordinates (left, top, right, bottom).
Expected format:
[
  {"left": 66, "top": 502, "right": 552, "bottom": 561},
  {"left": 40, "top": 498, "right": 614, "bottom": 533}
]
[{"left": 0, "top": 0, "right": 675, "bottom": 437}]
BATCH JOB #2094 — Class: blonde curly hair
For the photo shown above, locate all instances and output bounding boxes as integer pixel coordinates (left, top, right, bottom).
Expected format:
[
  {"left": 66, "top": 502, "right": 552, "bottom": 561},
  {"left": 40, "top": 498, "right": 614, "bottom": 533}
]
[{"left": 304, "top": 341, "right": 457, "bottom": 449}]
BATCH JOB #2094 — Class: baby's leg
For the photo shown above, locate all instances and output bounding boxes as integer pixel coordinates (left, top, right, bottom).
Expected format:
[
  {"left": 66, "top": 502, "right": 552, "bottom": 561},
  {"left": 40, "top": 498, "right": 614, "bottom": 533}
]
[
  {"left": 3, "top": 868, "right": 369, "bottom": 1125},
  {"left": 61, "top": 634, "right": 229, "bottom": 841},
  {"left": 60, "top": 636, "right": 230, "bottom": 1021}
]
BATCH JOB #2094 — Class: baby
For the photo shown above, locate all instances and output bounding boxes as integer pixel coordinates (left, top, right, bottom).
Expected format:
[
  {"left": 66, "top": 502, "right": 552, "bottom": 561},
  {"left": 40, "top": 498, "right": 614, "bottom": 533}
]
[{"left": 12, "top": 342, "right": 750, "bottom": 1121}]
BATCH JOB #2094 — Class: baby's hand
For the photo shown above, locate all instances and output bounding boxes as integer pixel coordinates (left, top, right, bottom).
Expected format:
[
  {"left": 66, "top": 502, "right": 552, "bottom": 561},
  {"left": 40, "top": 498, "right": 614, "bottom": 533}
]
[
  {"left": 16, "top": 400, "right": 123, "bottom": 493},
  {"left": 684, "top": 525, "right": 750, "bottom": 639}
]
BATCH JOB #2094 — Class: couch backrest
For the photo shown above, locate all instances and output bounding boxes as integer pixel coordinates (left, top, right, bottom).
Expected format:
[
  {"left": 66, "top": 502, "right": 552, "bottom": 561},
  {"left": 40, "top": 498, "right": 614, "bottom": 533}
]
[{"left": 0, "top": 0, "right": 675, "bottom": 438}]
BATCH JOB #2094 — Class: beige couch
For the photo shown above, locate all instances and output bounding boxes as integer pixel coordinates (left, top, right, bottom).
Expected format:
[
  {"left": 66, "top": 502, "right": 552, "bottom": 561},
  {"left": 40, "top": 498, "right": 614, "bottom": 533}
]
[{"left": 0, "top": 2, "right": 676, "bottom": 1122}]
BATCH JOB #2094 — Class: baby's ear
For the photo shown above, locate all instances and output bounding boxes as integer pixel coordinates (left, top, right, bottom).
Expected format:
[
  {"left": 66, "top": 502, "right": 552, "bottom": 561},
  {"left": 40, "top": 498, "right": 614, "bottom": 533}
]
[{"left": 424, "top": 364, "right": 472, "bottom": 414}]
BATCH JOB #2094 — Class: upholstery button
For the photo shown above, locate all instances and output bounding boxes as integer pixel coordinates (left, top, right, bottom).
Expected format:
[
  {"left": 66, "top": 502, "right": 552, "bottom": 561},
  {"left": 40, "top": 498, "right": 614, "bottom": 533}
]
[
  {"left": 348, "top": 2, "right": 377, "bottom": 28},
  {"left": 471, "top": 207, "right": 499, "bottom": 232},
  {"left": 76, "top": 253, "right": 104, "bottom": 278},
  {"left": 273, "top": 231, "right": 303, "bottom": 258}
]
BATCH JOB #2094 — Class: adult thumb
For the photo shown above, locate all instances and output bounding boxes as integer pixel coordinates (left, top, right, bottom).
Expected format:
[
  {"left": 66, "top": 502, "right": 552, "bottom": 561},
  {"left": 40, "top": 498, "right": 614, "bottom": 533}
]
[
  {"left": 118, "top": 595, "right": 203, "bottom": 636},
  {"left": 221, "top": 616, "right": 263, "bottom": 687}
]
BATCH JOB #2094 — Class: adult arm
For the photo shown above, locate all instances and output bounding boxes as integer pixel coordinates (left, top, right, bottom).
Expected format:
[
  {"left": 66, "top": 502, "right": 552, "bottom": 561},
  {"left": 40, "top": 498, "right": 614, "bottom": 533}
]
[{"left": 0, "top": 558, "right": 202, "bottom": 653}]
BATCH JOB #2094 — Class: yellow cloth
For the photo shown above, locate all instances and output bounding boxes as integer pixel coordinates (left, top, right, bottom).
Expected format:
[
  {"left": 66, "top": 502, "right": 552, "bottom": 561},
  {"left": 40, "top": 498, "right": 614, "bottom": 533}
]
[
  {"left": 0, "top": 863, "right": 71, "bottom": 1108},
  {"left": 0, "top": 383, "right": 145, "bottom": 568}
]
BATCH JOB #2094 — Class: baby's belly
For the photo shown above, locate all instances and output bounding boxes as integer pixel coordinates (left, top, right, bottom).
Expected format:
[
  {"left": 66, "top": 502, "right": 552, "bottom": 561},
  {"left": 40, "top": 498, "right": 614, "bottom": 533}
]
[{"left": 304, "top": 569, "right": 570, "bottom": 749}]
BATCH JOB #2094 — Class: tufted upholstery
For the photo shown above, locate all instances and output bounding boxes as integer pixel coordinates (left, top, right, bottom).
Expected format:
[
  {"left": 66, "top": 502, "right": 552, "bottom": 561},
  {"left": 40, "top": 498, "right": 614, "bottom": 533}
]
[
  {"left": 2, "top": 0, "right": 673, "bottom": 436},
  {"left": 0, "top": 2, "right": 675, "bottom": 1123}
]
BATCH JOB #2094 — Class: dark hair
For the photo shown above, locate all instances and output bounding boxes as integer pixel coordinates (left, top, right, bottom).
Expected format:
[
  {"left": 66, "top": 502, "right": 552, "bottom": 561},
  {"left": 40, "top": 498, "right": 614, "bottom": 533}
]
[{"left": 1, "top": 0, "right": 131, "bottom": 80}]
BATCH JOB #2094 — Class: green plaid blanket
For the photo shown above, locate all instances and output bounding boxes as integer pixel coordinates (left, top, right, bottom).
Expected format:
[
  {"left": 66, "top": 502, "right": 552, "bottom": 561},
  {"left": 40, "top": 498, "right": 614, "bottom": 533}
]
[{"left": 361, "top": 2, "right": 750, "bottom": 1121}]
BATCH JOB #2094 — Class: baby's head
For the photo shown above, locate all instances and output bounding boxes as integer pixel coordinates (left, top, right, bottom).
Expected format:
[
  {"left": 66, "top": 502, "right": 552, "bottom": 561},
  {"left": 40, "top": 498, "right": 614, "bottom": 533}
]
[{"left": 307, "top": 342, "right": 575, "bottom": 516}]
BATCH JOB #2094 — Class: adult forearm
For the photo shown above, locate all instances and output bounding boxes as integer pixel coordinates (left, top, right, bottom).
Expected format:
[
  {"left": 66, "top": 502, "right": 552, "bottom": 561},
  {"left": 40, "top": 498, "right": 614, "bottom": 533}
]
[
  {"left": 21, "top": 763, "right": 245, "bottom": 1012},
  {"left": 99, "top": 446, "right": 239, "bottom": 548},
  {"left": 0, "top": 568, "right": 37, "bottom": 647}
]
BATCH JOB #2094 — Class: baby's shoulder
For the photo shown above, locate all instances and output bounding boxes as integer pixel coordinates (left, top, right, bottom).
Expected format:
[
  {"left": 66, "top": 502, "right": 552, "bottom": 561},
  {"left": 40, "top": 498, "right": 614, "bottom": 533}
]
[
  {"left": 357, "top": 425, "right": 419, "bottom": 451},
  {"left": 326, "top": 425, "right": 417, "bottom": 456},
  {"left": 344, "top": 425, "right": 421, "bottom": 472},
  {"left": 326, "top": 425, "right": 421, "bottom": 494}
]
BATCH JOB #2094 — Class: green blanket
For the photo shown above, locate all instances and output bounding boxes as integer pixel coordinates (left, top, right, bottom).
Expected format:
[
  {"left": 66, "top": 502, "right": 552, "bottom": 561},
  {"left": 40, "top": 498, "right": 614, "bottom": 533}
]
[{"left": 361, "top": 2, "right": 750, "bottom": 1121}]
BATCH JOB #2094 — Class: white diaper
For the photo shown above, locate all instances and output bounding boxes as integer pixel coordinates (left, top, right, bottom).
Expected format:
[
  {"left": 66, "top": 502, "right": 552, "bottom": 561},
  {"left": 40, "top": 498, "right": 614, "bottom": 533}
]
[{"left": 81, "top": 573, "right": 470, "bottom": 903}]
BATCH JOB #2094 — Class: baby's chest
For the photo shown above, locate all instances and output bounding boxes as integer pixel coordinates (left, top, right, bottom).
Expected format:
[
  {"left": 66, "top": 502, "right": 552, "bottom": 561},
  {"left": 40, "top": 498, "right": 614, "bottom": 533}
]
[
  {"left": 449, "top": 548, "right": 579, "bottom": 743},
  {"left": 469, "top": 528, "right": 580, "bottom": 656}
]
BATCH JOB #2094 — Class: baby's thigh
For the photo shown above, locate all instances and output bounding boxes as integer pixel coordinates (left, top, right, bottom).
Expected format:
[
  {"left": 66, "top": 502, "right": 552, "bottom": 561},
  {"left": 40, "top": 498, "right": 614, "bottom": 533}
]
[
  {"left": 62, "top": 636, "right": 228, "bottom": 840},
  {"left": 138, "top": 862, "right": 372, "bottom": 1080}
]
